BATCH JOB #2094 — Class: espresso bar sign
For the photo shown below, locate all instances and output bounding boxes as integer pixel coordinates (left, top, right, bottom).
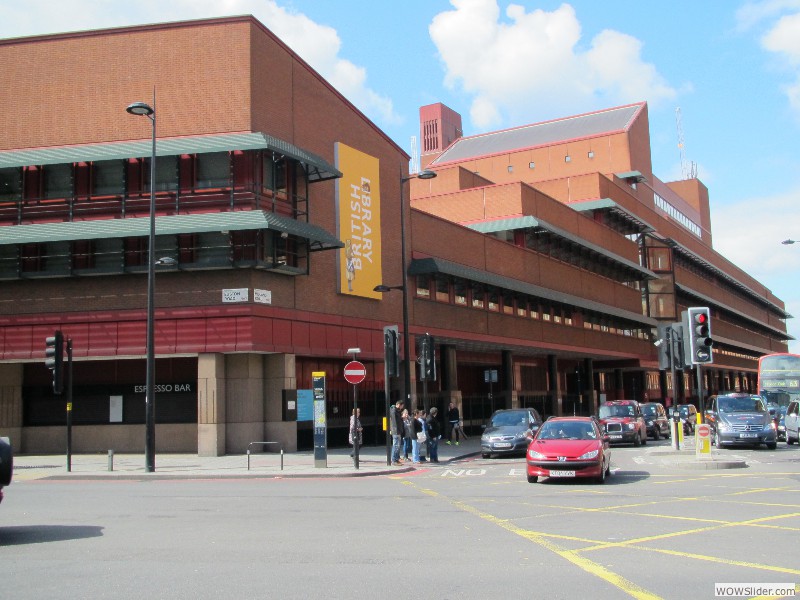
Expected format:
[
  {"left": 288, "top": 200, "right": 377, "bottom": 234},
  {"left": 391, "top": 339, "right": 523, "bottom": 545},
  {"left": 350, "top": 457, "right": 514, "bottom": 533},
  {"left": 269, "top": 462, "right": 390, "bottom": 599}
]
[{"left": 133, "top": 383, "right": 193, "bottom": 393}]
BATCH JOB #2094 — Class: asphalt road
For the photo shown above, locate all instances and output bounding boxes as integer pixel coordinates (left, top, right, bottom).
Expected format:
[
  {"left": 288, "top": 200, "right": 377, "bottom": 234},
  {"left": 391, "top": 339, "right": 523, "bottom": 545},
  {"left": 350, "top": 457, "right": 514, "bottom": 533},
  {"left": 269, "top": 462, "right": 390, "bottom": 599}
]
[{"left": 2, "top": 440, "right": 799, "bottom": 600}]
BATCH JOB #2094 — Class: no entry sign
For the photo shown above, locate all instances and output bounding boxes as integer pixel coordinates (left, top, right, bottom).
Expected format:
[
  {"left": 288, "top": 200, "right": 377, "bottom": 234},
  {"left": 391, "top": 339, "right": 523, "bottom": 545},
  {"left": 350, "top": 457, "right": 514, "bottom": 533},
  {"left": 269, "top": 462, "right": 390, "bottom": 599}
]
[{"left": 344, "top": 360, "right": 366, "bottom": 385}]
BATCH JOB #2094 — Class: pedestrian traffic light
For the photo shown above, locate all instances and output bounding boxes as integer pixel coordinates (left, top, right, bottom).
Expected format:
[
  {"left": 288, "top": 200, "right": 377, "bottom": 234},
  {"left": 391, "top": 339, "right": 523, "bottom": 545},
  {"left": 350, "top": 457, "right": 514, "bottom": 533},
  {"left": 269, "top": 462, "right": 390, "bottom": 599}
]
[
  {"left": 383, "top": 325, "right": 399, "bottom": 377},
  {"left": 684, "top": 307, "right": 713, "bottom": 365},
  {"left": 656, "top": 324, "right": 671, "bottom": 370},
  {"left": 45, "top": 330, "right": 64, "bottom": 394},
  {"left": 416, "top": 333, "right": 436, "bottom": 381}
]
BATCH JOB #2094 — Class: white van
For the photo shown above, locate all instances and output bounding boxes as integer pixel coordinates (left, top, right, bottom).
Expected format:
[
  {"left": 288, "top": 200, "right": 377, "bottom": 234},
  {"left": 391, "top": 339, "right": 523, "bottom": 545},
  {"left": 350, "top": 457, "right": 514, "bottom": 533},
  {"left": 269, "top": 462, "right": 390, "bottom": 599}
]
[{"left": 786, "top": 401, "right": 800, "bottom": 445}]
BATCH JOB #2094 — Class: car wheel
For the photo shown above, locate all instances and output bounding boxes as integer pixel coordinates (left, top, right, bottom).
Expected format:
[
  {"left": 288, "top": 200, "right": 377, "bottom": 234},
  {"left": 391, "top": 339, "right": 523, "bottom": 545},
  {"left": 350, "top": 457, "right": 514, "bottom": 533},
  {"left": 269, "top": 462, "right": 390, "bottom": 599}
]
[
  {"left": 641, "top": 430, "right": 647, "bottom": 445},
  {"left": 596, "top": 463, "right": 606, "bottom": 484},
  {"left": 652, "top": 427, "right": 660, "bottom": 441},
  {"left": 788, "top": 434, "right": 796, "bottom": 445},
  {"left": 633, "top": 432, "right": 641, "bottom": 447},
  {"left": 766, "top": 442, "right": 777, "bottom": 450},
  {"left": 527, "top": 474, "right": 538, "bottom": 483},
  {"left": 481, "top": 453, "right": 490, "bottom": 459},
  {"left": 715, "top": 429, "right": 724, "bottom": 449}
]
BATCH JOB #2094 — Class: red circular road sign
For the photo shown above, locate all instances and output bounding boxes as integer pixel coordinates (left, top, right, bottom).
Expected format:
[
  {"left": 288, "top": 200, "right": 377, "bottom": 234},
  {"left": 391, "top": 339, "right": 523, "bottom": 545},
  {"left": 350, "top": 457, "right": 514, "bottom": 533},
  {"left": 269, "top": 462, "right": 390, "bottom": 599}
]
[
  {"left": 697, "top": 424, "right": 710, "bottom": 438},
  {"left": 344, "top": 360, "right": 366, "bottom": 385}
]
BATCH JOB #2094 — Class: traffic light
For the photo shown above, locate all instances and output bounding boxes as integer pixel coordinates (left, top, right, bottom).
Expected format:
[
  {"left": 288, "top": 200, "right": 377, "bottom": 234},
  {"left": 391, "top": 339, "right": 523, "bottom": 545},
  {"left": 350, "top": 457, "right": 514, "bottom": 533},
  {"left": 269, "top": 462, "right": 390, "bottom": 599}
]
[
  {"left": 45, "top": 330, "right": 64, "bottom": 394},
  {"left": 383, "top": 325, "right": 399, "bottom": 377},
  {"left": 416, "top": 333, "right": 436, "bottom": 381},
  {"left": 656, "top": 324, "right": 671, "bottom": 370},
  {"left": 684, "top": 307, "right": 713, "bottom": 365}
]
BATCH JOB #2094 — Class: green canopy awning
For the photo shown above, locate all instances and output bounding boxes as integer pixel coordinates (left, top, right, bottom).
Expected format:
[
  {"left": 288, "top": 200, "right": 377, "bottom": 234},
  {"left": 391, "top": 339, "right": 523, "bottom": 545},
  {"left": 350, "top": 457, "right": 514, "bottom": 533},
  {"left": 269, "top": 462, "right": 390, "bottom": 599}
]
[
  {"left": 0, "top": 132, "right": 341, "bottom": 182},
  {"left": 0, "top": 211, "right": 343, "bottom": 251}
]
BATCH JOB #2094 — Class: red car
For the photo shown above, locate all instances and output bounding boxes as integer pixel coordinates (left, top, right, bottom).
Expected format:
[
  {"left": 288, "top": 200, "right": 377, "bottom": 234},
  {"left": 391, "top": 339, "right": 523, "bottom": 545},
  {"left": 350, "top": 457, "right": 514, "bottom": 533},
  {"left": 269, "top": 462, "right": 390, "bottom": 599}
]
[
  {"left": 526, "top": 417, "right": 611, "bottom": 483},
  {"left": 597, "top": 400, "right": 647, "bottom": 446}
]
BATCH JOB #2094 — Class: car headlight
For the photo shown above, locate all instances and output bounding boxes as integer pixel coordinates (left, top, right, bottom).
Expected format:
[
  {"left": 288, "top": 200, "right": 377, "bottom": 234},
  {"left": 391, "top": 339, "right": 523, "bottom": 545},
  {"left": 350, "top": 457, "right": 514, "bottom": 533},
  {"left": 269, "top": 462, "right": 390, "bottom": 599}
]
[
  {"left": 646, "top": 420, "right": 654, "bottom": 426},
  {"left": 717, "top": 422, "right": 731, "bottom": 432},
  {"left": 481, "top": 435, "right": 488, "bottom": 442},
  {"left": 579, "top": 449, "right": 599, "bottom": 460},
  {"left": 528, "top": 449, "right": 546, "bottom": 459},
  {"left": 764, "top": 422, "right": 776, "bottom": 431},
  {"left": 626, "top": 422, "right": 636, "bottom": 430},
  {"left": 515, "top": 431, "right": 528, "bottom": 439}
]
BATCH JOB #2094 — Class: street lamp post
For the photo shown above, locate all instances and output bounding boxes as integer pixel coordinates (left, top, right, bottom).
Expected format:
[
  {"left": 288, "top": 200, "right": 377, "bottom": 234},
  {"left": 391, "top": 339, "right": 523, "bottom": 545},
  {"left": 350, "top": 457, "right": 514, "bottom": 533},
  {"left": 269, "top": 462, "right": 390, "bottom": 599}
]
[
  {"left": 126, "top": 95, "right": 157, "bottom": 473},
  {"left": 374, "top": 169, "right": 437, "bottom": 408}
]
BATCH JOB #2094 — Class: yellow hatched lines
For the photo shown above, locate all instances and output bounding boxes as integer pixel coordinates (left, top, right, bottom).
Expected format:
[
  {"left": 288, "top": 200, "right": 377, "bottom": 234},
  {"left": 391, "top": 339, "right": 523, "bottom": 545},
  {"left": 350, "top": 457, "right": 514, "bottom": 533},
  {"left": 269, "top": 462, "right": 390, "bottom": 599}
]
[{"left": 401, "top": 474, "right": 800, "bottom": 600}]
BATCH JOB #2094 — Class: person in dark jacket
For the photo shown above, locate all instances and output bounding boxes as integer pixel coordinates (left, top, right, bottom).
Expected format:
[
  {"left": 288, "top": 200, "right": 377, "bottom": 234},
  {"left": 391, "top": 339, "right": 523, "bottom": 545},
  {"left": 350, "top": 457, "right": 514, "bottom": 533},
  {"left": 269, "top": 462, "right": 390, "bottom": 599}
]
[
  {"left": 402, "top": 409, "right": 413, "bottom": 460},
  {"left": 390, "top": 400, "right": 405, "bottom": 465},
  {"left": 446, "top": 402, "right": 462, "bottom": 445},
  {"left": 426, "top": 407, "right": 442, "bottom": 463}
]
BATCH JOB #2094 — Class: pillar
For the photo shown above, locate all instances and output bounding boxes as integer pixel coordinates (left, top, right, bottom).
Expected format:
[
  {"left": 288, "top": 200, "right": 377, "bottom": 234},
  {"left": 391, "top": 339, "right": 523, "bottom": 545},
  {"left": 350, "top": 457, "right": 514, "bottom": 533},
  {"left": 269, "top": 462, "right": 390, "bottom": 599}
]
[
  {"left": 547, "top": 354, "right": 561, "bottom": 417},
  {"left": 198, "top": 353, "right": 226, "bottom": 457},
  {"left": 0, "top": 364, "right": 23, "bottom": 449}
]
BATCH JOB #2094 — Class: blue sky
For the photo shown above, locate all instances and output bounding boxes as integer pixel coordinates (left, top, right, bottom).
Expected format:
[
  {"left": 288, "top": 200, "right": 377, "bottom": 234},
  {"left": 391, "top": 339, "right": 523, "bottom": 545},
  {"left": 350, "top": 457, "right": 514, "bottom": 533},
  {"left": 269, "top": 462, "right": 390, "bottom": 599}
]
[{"left": 3, "top": 0, "right": 800, "bottom": 351}]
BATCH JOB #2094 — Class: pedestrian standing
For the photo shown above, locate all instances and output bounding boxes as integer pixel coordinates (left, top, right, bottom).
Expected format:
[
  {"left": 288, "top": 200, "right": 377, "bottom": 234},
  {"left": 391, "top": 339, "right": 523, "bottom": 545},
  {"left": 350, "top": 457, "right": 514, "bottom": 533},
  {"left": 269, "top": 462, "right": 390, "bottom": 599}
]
[
  {"left": 416, "top": 409, "right": 428, "bottom": 462},
  {"left": 426, "top": 407, "right": 441, "bottom": 463},
  {"left": 349, "top": 408, "right": 362, "bottom": 458},
  {"left": 402, "top": 409, "right": 413, "bottom": 460},
  {"left": 411, "top": 409, "right": 424, "bottom": 463},
  {"left": 390, "top": 400, "right": 405, "bottom": 465},
  {"left": 446, "top": 401, "right": 461, "bottom": 445}
]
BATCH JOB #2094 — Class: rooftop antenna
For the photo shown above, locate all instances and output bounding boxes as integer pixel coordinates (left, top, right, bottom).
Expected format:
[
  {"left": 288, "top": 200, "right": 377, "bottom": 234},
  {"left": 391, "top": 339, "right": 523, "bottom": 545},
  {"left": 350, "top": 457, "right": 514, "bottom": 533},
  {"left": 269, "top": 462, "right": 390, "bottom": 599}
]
[{"left": 675, "top": 107, "right": 697, "bottom": 179}]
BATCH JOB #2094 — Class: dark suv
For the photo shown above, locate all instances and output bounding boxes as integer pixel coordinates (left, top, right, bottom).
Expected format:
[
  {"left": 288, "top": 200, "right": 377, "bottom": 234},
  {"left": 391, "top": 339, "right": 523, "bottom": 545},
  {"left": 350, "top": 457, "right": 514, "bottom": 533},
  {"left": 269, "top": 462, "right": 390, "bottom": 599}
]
[
  {"left": 0, "top": 437, "right": 12, "bottom": 505},
  {"left": 597, "top": 400, "right": 647, "bottom": 446},
  {"left": 640, "top": 403, "right": 671, "bottom": 440},
  {"left": 707, "top": 393, "right": 777, "bottom": 449}
]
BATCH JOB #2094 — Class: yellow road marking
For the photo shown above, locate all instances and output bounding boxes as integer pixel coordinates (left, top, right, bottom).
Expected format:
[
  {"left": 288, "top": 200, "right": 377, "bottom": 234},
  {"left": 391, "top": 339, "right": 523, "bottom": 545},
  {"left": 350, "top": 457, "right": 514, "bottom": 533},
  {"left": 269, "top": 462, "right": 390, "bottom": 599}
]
[
  {"left": 406, "top": 482, "right": 663, "bottom": 600},
  {"left": 632, "top": 545, "right": 800, "bottom": 576}
]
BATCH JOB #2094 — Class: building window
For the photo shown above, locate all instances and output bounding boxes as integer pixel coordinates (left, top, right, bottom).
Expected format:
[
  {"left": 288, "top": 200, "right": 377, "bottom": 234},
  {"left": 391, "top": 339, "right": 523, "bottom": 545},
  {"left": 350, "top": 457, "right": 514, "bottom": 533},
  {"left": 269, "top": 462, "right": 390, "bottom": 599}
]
[
  {"left": 435, "top": 275, "right": 450, "bottom": 302},
  {"left": 415, "top": 275, "right": 431, "bottom": 298},
  {"left": 528, "top": 161, "right": 535, "bottom": 169},
  {"left": 93, "top": 160, "right": 125, "bottom": 196},
  {"left": 564, "top": 155, "right": 571, "bottom": 163},
  {"left": 588, "top": 150, "right": 594, "bottom": 159},
  {"left": 454, "top": 279, "right": 468, "bottom": 305},
  {"left": 516, "top": 299, "right": 528, "bottom": 318},
  {"left": 0, "top": 167, "right": 22, "bottom": 201},
  {"left": 196, "top": 152, "right": 230, "bottom": 189},
  {"left": 44, "top": 163, "right": 73, "bottom": 199},
  {"left": 471, "top": 284, "right": 485, "bottom": 309},
  {"left": 143, "top": 155, "right": 179, "bottom": 192},
  {"left": 502, "top": 292, "right": 515, "bottom": 315},
  {"left": 507, "top": 165, "right": 513, "bottom": 173},
  {"left": 487, "top": 288, "right": 499, "bottom": 312}
]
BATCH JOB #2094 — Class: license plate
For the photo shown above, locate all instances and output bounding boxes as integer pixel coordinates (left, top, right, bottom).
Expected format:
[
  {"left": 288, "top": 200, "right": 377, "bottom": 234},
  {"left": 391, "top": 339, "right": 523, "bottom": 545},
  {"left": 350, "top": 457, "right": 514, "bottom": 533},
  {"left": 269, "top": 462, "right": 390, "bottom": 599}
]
[
  {"left": 739, "top": 433, "right": 758, "bottom": 438},
  {"left": 610, "top": 435, "right": 622, "bottom": 440},
  {"left": 494, "top": 442, "right": 512, "bottom": 448},
  {"left": 549, "top": 471, "right": 575, "bottom": 477}
]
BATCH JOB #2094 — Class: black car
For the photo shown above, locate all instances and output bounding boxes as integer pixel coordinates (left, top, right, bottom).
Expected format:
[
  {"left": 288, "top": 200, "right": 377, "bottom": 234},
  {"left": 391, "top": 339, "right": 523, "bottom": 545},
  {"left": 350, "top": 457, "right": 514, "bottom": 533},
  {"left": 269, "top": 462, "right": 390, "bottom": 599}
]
[
  {"left": 480, "top": 408, "right": 543, "bottom": 457},
  {"left": 640, "top": 403, "right": 671, "bottom": 440},
  {"left": 0, "top": 437, "right": 12, "bottom": 505}
]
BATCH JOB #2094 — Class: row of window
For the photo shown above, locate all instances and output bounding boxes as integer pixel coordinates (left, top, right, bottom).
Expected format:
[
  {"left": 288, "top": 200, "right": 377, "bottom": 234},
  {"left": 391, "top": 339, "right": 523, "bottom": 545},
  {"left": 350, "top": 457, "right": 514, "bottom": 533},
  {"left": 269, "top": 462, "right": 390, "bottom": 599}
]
[
  {"left": 0, "top": 230, "right": 301, "bottom": 278},
  {"left": 414, "top": 274, "right": 649, "bottom": 339},
  {"left": 0, "top": 150, "right": 308, "bottom": 206}
]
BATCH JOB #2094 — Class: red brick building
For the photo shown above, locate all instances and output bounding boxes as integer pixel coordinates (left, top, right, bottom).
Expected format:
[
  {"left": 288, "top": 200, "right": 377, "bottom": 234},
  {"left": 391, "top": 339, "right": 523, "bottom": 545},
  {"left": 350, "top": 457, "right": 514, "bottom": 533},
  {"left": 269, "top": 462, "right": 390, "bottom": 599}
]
[{"left": 0, "top": 17, "right": 788, "bottom": 455}]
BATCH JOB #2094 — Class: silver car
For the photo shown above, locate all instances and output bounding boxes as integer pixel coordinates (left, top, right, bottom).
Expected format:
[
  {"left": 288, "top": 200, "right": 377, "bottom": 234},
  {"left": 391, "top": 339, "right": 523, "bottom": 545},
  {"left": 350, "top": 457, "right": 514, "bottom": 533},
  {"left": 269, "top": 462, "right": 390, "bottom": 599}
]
[
  {"left": 481, "top": 408, "right": 543, "bottom": 457},
  {"left": 707, "top": 394, "right": 777, "bottom": 450}
]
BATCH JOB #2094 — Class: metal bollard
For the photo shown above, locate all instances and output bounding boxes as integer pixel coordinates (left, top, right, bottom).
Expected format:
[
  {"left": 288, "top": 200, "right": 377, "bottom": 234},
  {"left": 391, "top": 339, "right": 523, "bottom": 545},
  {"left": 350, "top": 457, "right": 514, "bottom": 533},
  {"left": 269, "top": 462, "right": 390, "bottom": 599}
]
[{"left": 108, "top": 449, "right": 114, "bottom": 471}]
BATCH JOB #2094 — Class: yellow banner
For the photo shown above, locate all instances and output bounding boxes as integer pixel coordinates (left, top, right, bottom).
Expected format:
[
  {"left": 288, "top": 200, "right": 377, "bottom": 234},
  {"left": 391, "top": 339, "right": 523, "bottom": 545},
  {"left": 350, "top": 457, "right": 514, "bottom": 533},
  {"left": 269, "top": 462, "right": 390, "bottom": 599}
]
[{"left": 335, "top": 142, "right": 382, "bottom": 299}]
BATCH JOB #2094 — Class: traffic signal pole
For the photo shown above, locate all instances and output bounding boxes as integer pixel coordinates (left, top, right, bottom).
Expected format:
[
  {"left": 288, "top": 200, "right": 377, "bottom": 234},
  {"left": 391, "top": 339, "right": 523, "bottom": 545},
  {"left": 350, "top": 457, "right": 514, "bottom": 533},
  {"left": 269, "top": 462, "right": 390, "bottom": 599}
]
[{"left": 66, "top": 338, "right": 73, "bottom": 472}]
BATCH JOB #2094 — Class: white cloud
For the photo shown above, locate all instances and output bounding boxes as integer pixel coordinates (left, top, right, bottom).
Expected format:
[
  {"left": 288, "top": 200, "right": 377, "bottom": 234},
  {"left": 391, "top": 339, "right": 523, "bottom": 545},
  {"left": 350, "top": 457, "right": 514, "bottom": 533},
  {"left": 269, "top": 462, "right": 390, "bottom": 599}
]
[
  {"left": 0, "top": 0, "right": 399, "bottom": 126},
  {"left": 712, "top": 188, "right": 800, "bottom": 352},
  {"left": 429, "top": 0, "right": 676, "bottom": 129}
]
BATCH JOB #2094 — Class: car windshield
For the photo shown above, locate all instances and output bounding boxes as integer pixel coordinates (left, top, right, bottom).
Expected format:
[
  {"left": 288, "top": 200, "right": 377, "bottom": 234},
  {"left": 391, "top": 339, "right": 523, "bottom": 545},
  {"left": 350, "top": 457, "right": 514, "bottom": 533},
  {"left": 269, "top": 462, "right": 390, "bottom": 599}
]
[
  {"left": 717, "top": 396, "right": 765, "bottom": 413},
  {"left": 490, "top": 411, "right": 529, "bottom": 427},
  {"left": 679, "top": 406, "right": 691, "bottom": 416},
  {"left": 599, "top": 404, "right": 635, "bottom": 418},
  {"left": 641, "top": 405, "right": 658, "bottom": 416},
  {"left": 538, "top": 421, "right": 597, "bottom": 440}
]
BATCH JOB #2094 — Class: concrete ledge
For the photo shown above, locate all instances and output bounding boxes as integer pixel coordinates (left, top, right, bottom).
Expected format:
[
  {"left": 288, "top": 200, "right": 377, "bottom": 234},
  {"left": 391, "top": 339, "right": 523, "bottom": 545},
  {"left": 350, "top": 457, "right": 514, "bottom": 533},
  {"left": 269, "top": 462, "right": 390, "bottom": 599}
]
[{"left": 647, "top": 449, "right": 747, "bottom": 469}]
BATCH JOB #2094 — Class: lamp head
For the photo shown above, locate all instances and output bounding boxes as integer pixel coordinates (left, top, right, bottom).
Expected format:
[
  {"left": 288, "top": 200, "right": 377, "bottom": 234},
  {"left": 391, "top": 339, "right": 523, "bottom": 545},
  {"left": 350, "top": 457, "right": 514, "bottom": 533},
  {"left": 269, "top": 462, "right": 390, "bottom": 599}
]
[
  {"left": 781, "top": 239, "right": 796, "bottom": 245},
  {"left": 346, "top": 347, "right": 361, "bottom": 355},
  {"left": 126, "top": 102, "right": 154, "bottom": 117}
]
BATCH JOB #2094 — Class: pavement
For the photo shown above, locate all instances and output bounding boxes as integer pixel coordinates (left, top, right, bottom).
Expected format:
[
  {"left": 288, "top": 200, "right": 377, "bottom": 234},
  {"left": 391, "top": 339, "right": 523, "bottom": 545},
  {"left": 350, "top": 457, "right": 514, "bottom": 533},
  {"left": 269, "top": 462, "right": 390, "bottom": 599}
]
[
  {"left": 9, "top": 437, "right": 483, "bottom": 481},
  {"left": 8, "top": 432, "right": 746, "bottom": 482}
]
